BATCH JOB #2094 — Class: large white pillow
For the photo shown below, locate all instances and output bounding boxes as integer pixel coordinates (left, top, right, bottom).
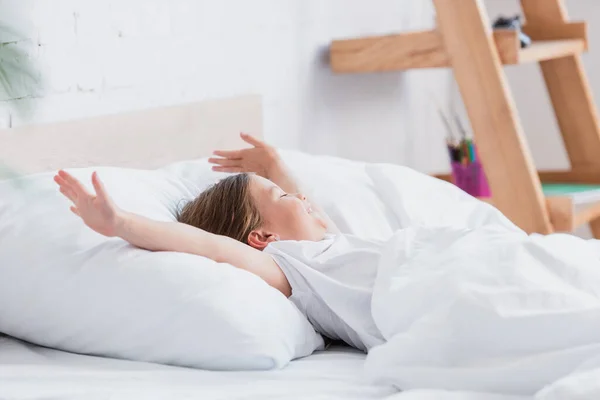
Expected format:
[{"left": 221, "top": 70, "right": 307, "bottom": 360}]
[
  {"left": 281, "top": 151, "right": 399, "bottom": 239},
  {"left": 163, "top": 150, "right": 398, "bottom": 241},
  {"left": 0, "top": 166, "right": 324, "bottom": 370}
]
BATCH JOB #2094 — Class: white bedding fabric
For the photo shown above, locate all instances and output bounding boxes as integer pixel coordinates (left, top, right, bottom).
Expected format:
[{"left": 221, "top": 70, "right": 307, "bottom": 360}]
[
  {"left": 0, "top": 335, "right": 395, "bottom": 400},
  {"left": 362, "top": 165, "right": 600, "bottom": 399},
  {"left": 0, "top": 335, "right": 535, "bottom": 400},
  {"left": 3, "top": 334, "right": 572, "bottom": 400}
]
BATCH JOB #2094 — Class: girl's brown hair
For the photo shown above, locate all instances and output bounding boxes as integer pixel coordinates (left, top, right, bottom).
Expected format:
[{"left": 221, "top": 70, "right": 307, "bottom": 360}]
[{"left": 176, "top": 173, "right": 263, "bottom": 244}]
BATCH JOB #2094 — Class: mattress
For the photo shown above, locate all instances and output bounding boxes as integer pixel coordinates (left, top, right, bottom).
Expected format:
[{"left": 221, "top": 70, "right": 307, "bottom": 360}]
[
  {"left": 0, "top": 335, "right": 532, "bottom": 400},
  {"left": 0, "top": 334, "right": 532, "bottom": 400},
  {"left": 0, "top": 334, "right": 396, "bottom": 400}
]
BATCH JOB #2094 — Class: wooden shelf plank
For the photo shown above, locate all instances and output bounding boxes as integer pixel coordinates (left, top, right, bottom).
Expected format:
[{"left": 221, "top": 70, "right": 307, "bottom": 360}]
[
  {"left": 330, "top": 31, "right": 449, "bottom": 73},
  {"left": 546, "top": 196, "right": 574, "bottom": 232},
  {"left": 330, "top": 29, "right": 586, "bottom": 73},
  {"left": 516, "top": 39, "right": 585, "bottom": 64},
  {"left": 547, "top": 196, "right": 600, "bottom": 231},
  {"left": 538, "top": 169, "right": 600, "bottom": 184},
  {"left": 522, "top": 22, "right": 588, "bottom": 51},
  {"left": 574, "top": 202, "right": 600, "bottom": 227}
]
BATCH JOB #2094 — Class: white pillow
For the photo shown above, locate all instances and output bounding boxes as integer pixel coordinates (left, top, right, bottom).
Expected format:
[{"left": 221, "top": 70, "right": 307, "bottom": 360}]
[
  {"left": 281, "top": 151, "right": 398, "bottom": 240},
  {"left": 163, "top": 150, "right": 398, "bottom": 241},
  {"left": 0, "top": 167, "right": 324, "bottom": 370}
]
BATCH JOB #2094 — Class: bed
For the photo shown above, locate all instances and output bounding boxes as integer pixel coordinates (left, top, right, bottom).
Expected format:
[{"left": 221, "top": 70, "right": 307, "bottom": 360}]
[
  {"left": 2, "top": 95, "right": 597, "bottom": 400},
  {"left": 0, "top": 334, "right": 397, "bottom": 400}
]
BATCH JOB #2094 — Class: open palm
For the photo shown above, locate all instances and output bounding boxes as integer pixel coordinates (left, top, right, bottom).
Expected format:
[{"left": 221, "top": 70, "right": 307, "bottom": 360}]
[
  {"left": 53, "top": 170, "right": 121, "bottom": 237},
  {"left": 208, "top": 132, "right": 279, "bottom": 177}
]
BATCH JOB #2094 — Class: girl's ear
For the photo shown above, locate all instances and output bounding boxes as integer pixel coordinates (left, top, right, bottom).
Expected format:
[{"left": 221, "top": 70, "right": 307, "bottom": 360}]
[{"left": 247, "top": 230, "right": 279, "bottom": 250}]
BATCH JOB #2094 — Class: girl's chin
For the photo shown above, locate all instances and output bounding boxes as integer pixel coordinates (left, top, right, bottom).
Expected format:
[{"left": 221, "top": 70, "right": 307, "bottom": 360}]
[{"left": 315, "top": 215, "right": 328, "bottom": 230}]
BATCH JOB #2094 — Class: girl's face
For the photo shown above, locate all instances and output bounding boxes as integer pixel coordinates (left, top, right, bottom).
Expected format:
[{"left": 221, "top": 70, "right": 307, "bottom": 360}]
[{"left": 249, "top": 175, "right": 328, "bottom": 245}]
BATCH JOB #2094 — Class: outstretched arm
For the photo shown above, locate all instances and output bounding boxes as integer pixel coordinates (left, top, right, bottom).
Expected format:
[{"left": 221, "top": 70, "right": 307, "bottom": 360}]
[
  {"left": 54, "top": 170, "right": 290, "bottom": 296},
  {"left": 210, "top": 133, "right": 340, "bottom": 234}
]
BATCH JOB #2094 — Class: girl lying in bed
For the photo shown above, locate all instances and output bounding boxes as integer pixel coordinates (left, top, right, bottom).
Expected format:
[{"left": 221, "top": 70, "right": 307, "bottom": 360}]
[{"left": 54, "top": 133, "right": 383, "bottom": 351}]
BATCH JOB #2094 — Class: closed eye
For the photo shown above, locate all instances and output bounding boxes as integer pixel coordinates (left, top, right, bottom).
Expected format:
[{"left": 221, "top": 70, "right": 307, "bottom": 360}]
[{"left": 280, "top": 193, "right": 288, "bottom": 198}]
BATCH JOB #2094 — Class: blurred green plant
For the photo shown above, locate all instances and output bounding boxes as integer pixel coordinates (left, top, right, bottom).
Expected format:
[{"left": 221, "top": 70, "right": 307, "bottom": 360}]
[
  {"left": 0, "top": 24, "right": 40, "bottom": 118},
  {"left": 0, "top": 23, "right": 41, "bottom": 181}
]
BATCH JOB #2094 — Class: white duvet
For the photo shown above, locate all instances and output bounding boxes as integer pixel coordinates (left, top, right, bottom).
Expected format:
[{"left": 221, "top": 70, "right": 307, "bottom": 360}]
[{"left": 361, "top": 164, "right": 600, "bottom": 399}]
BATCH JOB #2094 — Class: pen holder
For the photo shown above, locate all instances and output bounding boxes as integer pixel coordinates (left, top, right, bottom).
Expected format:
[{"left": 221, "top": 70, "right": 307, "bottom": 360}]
[{"left": 451, "top": 161, "right": 491, "bottom": 197}]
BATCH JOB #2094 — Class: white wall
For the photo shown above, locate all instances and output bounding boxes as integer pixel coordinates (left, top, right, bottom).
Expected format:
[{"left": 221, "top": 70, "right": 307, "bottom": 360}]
[
  {"left": 0, "top": 0, "right": 452, "bottom": 171},
  {"left": 3, "top": 0, "right": 600, "bottom": 174}
]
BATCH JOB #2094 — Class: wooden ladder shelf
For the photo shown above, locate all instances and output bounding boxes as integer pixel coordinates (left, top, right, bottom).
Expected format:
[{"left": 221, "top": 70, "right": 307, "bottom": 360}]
[
  {"left": 331, "top": 24, "right": 587, "bottom": 72},
  {"left": 329, "top": 0, "right": 600, "bottom": 238}
]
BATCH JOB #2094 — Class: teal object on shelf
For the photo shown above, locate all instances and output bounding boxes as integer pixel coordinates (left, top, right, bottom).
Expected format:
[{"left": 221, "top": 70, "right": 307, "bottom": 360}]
[{"left": 542, "top": 183, "right": 600, "bottom": 196}]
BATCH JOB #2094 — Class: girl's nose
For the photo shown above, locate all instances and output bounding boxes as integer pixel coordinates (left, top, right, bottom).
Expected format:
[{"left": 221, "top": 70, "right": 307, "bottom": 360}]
[{"left": 294, "top": 193, "right": 307, "bottom": 201}]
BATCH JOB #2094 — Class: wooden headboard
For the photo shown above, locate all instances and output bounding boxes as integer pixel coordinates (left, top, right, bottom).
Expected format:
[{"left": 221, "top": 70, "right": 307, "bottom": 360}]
[{"left": 0, "top": 95, "right": 262, "bottom": 175}]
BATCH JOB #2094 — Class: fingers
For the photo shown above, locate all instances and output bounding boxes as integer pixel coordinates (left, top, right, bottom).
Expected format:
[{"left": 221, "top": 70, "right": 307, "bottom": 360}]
[
  {"left": 211, "top": 166, "right": 244, "bottom": 173},
  {"left": 54, "top": 174, "right": 77, "bottom": 201},
  {"left": 91, "top": 171, "right": 109, "bottom": 199},
  {"left": 53, "top": 174, "right": 67, "bottom": 187},
  {"left": 70, "top": 206, "right": 80, "bottom": 217},
  {"left": 212, "top": 150, "right": 242, "bottom": 159},
  {"left": 59, "top": 185, "right": 77, "bottom": 203},
  {"left": 208, "top": 157, "right": 242, "bottom": 168},
  {"left": 57, "top": 170, "right": 92, "bottom": 198},
  {"left": 240, "top": 132, "right": 264, "bottom": 147}
]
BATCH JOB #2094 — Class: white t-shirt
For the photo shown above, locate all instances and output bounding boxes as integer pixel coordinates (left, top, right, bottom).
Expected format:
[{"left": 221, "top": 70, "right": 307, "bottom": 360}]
[{"left": 264, "top": 234, "right": 385, "bottom": 351}]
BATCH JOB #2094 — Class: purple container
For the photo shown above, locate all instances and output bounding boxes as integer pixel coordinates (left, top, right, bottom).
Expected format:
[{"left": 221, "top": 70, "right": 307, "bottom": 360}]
[{"left": 451, "top": 161, "right": 491, "bottom": 197}]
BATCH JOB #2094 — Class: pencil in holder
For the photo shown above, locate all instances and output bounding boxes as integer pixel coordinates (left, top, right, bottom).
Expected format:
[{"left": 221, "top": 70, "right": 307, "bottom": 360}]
[{"left": 451, "top": 161, "right": 491, "bottom": 197}]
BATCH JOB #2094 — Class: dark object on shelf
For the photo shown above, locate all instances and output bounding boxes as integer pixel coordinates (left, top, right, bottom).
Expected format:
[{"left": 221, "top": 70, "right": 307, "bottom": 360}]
[{"left": 493, "top": 15, "right": 531, "bottom": 48}]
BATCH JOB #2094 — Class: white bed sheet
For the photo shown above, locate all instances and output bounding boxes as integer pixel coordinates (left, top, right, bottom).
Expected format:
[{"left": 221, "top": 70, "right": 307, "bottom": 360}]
[
  {"left": 0, "top": 334, "right": 533, "bottom": 400},
  {"left": 0, "top": 334, "right": 395, "bottom": 400}
]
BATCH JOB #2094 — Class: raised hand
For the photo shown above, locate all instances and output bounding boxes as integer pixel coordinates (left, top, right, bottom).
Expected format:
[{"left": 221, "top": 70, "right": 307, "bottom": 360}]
[
  {"left": 208, "top": 132, "right": 281, "bottom": 178},
  {"left": 53, "top": 170, "right": 122, "bottom": 237}
]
